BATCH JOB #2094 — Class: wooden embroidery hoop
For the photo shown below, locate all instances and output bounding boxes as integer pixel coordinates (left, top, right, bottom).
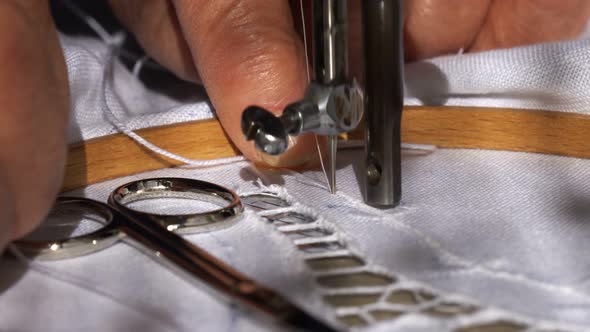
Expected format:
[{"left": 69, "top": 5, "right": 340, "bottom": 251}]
[{"left": 61, "top": 105, "right": 590, "bottom": 192}]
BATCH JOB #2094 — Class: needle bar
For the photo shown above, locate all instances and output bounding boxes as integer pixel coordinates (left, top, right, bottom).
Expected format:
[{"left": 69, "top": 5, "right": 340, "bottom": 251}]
[{"left": 313, "top": 0, "right": 348, "bottom": 194}]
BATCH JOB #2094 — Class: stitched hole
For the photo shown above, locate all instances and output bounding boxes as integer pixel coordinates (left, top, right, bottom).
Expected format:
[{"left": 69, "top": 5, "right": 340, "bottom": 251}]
[
  {"left": 386, "top": 290, "right": 419, "bottom": 305},
  {"left": 416, "top": 290, "right": 437, "bottom": 302},
  {"left": 456, "top": 321, "right": 527, "bottom": 332},
  {"left": 241, "top": 194, "right": 290, "bottom": 211},
  {"left": 306, "top": 256, "right": 365, "bottom": 270},
  {"left": 284, "top": 228, "right": 333, "bottom": 239},
  {"left": 264, "top": 212, "right": 316, "bottom": 226},
  {"left": 298, "top": 240, "right": 345, "bottom": 253},
  {"left": 424, "top": 302, "right": 478, "bottom": 317},
  {"left": 317, "top": 272, "right": 394, "bottom": 288},
  {"left": 323, "top": 293, "right": 381, "bottom": 307},
  {"left": 337, "top": 314, "right": 367, "bottom": 327},
  {"left": 369, "top": 309, "right": 405, "bottom": 321},
  {"left": 240, "top": 190, "right": 504, "bottom": 330}
]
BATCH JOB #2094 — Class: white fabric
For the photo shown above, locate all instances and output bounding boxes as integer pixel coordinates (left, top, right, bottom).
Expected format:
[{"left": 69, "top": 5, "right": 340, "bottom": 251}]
[
  {"left": 61, "top": 34, "right": 214, "bottom": 143},
  {"left": 61, "top": 32, "right": 590, "bottom": 144},
  {"left": 404, "top": 38, "right": 590, "bottom": 113},
  {"left": 2, "top": 149, "right": 590, "bottom": 331},
  {"left": 2, "top": 30, "right": 590, "bottom": 331}
]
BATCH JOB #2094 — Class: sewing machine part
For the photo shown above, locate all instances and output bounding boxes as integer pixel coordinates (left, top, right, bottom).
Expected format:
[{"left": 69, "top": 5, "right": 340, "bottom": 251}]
[
  {"left": 242, "top": 0, "right": 354, "bottom": 195},
  {"left": 362, "top": 0, "right": 404, "bottom": 207},
  {"left": 241, "top": 80, "right": 364, "bottom": 155},
  {"left": 13, "top": 178, "right": 336, "bottom": 332},
  {"left": 242, "top": 0, "right": 404, "bottom": 205}
]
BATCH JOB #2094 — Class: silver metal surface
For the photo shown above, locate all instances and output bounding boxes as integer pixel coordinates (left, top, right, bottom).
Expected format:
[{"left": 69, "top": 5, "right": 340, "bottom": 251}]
[
  {"left": 314, "top": 0, "right": 348, "bottom": 195},
  {"left": 313, "top": 0, "right": 348, "bottom": 83},
  {"left": 14, "top": 198, "right": 124, "bottom": 260},
  {"left": 111, "top": 178, "right": 242, "bottom": 233},
  {"left": 241, "top": 81, "right": 363, "bottom": 155},
  {"left": 241, "top": 106, "right": 289, "bottom": 155},
  {"left": 362, "top": 0, "right": 404, "bottom": 207},
  {"left": 283, "top": 81, "right": 363, "bottom": 136}
]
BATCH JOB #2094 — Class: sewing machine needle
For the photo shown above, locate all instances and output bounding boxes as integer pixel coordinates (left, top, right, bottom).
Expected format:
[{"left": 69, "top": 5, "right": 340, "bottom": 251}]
[{"left": 327, "top": 134, "right": 337, "bottom": 194}]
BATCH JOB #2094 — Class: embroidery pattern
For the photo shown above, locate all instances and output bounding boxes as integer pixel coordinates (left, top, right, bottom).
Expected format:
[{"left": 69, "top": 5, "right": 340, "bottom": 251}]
[{"left": 241, "top": 191, "right": 550, "bottom": 331}]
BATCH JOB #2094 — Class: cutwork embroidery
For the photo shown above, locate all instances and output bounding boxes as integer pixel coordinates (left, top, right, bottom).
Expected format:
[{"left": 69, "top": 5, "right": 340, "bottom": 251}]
[{"left": 241, "top": 191, "right": 568, "bottom": 331}]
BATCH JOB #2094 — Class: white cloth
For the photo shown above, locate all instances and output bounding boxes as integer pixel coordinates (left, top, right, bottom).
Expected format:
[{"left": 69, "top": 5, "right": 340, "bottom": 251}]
[
  {"left": 61, "top": 34, "right": 214, "bottom": 143},
  {"left": 2, "top": 149, "right": 590, "bottom": 331},
  {"left": 60, "top": 33, "right": 590, "bottom": 144},
  {"left": 2, "top": 32, "right": 590, "bottom": 331}
]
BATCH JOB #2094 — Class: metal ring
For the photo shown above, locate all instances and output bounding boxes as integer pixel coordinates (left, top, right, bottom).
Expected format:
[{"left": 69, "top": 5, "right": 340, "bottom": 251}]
[
  {"left": 13, "top": 197, "right": 125, "bottom": 260},
  {"left": 109, "top": 177, "right": 243, "bottom": 234}
]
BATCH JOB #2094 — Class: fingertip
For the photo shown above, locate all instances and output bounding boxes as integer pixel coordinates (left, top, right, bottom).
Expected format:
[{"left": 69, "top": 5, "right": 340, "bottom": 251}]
[{"left": 173, "top": 0, "right": 312, "bottom": 168}]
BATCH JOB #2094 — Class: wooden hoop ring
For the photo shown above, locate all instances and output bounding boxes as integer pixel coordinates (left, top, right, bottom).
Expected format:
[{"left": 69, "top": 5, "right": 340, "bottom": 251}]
[{"left": 62, "top": 106, "right": 590, "bottom": 192}]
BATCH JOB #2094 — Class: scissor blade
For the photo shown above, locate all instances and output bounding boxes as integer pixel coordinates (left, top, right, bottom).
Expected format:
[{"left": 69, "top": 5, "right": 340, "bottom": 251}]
[
  {"left": 327, "top": 135, "right": 337, "bottom": 194},
  {"left": 113, "top": 205, "right": 336, "bottom": 331}
]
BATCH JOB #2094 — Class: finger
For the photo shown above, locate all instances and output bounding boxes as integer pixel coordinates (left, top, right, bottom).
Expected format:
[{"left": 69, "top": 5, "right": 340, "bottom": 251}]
[
  {"left": 469, "top": 0, "right": 590, "bottom": 52},
  {"left": 404, "top": 0, "right": 491, "bottom": 61},
  {"left": 0, "top": 173, "right": 15, "bottom": 249},
  {"left": 109, "top": 0, "right": 199, "bottom": 82},
  {"left": 171, "top": 0, "right": 317, "bottom": 167},
  {"left": 0, "top": 1, "right": 69, "bottom": 243}
]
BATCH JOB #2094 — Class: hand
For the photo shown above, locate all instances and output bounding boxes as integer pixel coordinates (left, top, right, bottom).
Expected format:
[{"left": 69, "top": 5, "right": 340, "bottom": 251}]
[{"left": 1, "top": 0, "right": 589, "bottom": 248}]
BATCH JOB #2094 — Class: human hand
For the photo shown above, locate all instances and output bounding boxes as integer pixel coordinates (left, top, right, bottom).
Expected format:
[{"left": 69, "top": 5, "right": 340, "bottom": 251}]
[{"left": 2, "top": 0, "right": 589, "bottom": 248}]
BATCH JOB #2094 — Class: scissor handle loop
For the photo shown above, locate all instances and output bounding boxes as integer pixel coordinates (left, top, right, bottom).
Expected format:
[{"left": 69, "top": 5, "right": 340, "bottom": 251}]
[
  {"left": 13, "top": 197, "right": 125, "bottom": 260},
  {"left": 109, "top": 177, "right": 243, "bottom": 234},
  {"left": 13, "top": 178, "right": 243, "bottom": 260}
]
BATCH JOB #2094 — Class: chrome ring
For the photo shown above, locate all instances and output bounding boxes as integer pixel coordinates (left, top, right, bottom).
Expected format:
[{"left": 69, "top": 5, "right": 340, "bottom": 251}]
[
  {"left": 13, "top": 197, "right": 125, "bottom": 260},
  {"left": 109, "top": 177, "right": 243, "bottom": 234}
]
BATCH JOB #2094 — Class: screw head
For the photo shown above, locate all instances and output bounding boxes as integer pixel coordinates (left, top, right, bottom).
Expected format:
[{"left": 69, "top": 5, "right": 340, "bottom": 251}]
[{"left": 241, "top": 106, "right": 289, "bottom": 155}]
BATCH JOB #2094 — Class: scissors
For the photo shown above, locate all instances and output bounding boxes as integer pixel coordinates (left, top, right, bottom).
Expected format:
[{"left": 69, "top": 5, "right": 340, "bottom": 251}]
[{"left": 12, "top": 177, "right": 336, "bottom": 332}]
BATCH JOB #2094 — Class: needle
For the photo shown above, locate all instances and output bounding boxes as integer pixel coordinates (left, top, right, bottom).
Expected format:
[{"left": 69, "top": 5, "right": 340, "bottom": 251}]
[
  {"left": 327, "top": 135, "right": 337, "bottom": 194},
  {"left": 301, "top": 0, "right": 334, "bottom": 194}
]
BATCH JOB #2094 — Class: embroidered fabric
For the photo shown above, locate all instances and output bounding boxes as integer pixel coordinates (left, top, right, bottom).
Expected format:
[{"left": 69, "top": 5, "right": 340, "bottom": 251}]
[{"left": 2, "top": 148, "right": 590, "bottom": 331}]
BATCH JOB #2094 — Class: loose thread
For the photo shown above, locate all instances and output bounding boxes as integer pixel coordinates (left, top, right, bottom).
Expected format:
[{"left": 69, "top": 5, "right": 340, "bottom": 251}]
[{"left": 65, "top": 1, "right": 245, "bottom": 168}]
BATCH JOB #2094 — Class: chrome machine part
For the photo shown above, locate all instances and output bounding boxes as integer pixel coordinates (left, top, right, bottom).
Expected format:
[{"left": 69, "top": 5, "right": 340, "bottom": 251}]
[
  {"left": 362, "top": 0, "right": 404, "bottom": 207},
  {"left": 241, "top": 0, "right": 360, "bottom": 195},
  {"left": 241, "top": 81, "right": 363, "bottom": 156}
]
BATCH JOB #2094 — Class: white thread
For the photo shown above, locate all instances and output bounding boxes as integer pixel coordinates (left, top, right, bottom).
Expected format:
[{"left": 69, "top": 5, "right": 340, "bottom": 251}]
[
  {"left": 132, "top": 55, "right": 150, "bottom": 77},
  {"left": 276, "top": 223, "right": 323, "bottom": 233},
  {"left": 66, "top": 2, "right": 245, "bottom": 168},
  {"left": 299, "top": 0, "right": 310, "bottom": 83},
  {"left": 61, "top": 1, "right": 111, "bottom": 42},
  {"left": 303, "top": 250, "right": 354, "bottom": 260},
  {"left": 293, "top": 235, "right": 340, "bottom": 246}
]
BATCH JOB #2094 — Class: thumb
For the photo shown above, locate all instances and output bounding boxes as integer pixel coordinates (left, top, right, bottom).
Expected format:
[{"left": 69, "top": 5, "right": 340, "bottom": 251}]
[{"left": 172, "top": 0, "right": 318, "bottom": 167}]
